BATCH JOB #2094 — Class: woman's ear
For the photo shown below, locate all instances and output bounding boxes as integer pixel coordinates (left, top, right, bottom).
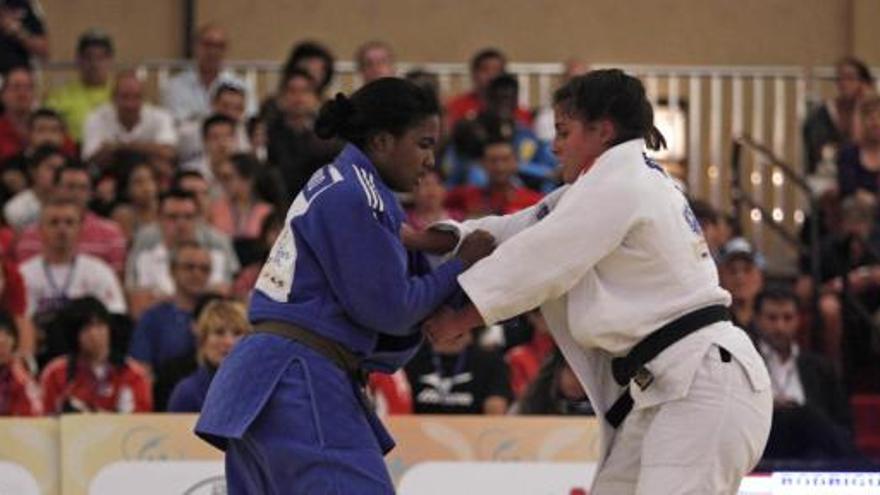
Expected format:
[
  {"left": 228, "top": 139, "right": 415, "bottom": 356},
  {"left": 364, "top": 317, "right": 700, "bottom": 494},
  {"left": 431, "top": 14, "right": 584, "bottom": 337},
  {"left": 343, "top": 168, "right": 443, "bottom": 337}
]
[
  {"left": 598, "top": 119, "right": 617, "bottom": 147},
  {"left": 367, "top": 131, "right": 395, "bottom": 159}
]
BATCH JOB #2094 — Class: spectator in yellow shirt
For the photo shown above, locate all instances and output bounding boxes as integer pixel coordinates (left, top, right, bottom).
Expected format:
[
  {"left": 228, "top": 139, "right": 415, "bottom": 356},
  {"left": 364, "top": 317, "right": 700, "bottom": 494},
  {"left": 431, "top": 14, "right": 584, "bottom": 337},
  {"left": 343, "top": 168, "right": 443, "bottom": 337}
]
[{"left": 45, "top": 29, "right": 113, "bottom": 142}]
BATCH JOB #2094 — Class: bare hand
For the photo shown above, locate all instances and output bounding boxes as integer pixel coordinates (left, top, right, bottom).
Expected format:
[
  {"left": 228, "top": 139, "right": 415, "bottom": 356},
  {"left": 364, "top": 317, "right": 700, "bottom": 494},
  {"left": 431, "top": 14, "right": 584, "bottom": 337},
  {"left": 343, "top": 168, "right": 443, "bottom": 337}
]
[
  {"left": 401, "top": 224, "right": 459, "bottom": 254},
  {"left": 456, "top": 230, "right": 495, "bottom": 268}
]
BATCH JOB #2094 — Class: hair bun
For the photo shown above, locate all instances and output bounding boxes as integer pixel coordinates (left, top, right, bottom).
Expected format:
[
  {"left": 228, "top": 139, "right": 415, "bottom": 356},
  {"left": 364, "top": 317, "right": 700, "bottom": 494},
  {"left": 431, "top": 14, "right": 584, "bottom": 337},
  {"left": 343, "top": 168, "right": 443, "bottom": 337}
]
[{"left": 315, "top": 92, "right": 355, "bottom": 139}]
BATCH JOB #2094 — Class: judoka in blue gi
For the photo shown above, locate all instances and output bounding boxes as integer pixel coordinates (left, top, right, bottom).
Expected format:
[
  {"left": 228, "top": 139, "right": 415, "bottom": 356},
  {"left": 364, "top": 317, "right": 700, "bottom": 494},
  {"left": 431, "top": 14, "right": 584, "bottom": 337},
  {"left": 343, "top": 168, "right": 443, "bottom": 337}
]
[{"left": 195, "top": 78, "right": 495, "bottom": 494}]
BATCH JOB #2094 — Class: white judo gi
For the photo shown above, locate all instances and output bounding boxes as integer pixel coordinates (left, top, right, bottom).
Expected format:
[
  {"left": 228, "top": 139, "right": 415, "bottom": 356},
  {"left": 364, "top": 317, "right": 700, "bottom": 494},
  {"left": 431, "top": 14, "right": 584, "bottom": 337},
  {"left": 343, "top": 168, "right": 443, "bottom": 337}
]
[{"left": 441, "top": 139, "right": 773, "bottom": 494}]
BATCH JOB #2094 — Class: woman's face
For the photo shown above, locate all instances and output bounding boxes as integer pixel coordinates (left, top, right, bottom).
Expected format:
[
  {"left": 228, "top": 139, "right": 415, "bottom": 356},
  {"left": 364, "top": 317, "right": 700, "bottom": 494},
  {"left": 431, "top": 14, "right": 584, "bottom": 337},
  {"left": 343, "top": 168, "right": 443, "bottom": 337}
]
[
  {"left": 129, "top": 165, "right": 158, "bottom": 206},
  {"left": 552, "top": 108, "right": 610, "bottom": 183},
  {"left": 378, "top": 115, "right": 440, "bottom": 193},
  {"left": 837, "top": 63, "right": 864, "bottom": 101},
  {"left": 202, "top": 325, "right": 246, "bottom": 367},
  {"left": 78, "top": 320, "right": 110, "bottom": 362}
]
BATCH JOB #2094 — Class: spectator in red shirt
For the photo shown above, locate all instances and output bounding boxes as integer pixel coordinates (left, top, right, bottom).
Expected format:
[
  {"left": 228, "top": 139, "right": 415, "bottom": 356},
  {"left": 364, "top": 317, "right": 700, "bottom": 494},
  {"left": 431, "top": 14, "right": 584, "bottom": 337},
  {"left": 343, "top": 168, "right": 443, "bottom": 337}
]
[
  {"left": 40, "top": 296, "right": 151, "bottom": 414},
  {"left": 0, "top": 66, "right": 35, "bottom": 162},
  {"left": 446, "top": 136, "right": 543, "bottom": 217},
  {"left": 0, "top": 311, "right": 41, "bottom": 416},
  {"left": 15, "top": 162, "right": 127, "bottom": 273},
  {"left": 445, "top": 48, "right": 531, "bottom": 130}
]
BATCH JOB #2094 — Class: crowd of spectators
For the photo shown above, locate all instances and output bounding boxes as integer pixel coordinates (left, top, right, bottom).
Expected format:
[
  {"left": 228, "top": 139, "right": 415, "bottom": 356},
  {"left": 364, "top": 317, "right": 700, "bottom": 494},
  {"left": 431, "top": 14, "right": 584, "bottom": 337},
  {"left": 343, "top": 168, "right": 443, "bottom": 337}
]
[{"left": 0, "top": 2, "right": 877, "bottom": 468}]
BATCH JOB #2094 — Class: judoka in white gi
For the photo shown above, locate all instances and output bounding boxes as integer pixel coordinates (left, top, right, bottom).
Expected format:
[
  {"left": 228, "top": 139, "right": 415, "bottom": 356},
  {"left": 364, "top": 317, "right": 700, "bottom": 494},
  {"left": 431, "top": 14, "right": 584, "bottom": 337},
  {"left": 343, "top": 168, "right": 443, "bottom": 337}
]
[{"left": 418, "top": 69, "right": 773, "bottom": 495}]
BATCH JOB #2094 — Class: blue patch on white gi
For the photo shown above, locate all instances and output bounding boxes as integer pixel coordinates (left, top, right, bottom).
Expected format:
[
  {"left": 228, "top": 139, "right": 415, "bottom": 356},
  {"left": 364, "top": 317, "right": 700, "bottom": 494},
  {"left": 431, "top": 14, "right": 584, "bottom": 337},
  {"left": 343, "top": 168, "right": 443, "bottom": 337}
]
[
  {"left": 536, "top": 203, "right": 550, "bottom": 221},
  {"left": 683, "top": 204, "right": 703, "bottom": 235},
  {"left": 642, "top": 153, "right": 666, "bottom": 175}
]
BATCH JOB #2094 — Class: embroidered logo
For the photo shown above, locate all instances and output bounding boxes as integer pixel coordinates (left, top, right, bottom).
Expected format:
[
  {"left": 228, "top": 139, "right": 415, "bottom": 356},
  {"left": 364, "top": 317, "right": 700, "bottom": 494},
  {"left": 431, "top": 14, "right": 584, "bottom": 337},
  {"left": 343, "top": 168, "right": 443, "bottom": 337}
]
[
  {"left": 683, "top": 204, "right": 703, "bottom": 235},
  {"left": 642, "top": 152, "right": 665, "bottom": 175},
  {"left": 536, "top": 203, "right": 550, "bottom": 220}
]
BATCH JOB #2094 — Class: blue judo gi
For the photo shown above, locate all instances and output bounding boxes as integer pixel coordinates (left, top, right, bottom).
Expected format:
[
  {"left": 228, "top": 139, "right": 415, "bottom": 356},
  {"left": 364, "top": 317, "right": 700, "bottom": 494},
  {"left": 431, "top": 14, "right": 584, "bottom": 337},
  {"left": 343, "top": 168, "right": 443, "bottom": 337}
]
[{"left": 196, "top": 144, "right": 464, "bottom": 494}]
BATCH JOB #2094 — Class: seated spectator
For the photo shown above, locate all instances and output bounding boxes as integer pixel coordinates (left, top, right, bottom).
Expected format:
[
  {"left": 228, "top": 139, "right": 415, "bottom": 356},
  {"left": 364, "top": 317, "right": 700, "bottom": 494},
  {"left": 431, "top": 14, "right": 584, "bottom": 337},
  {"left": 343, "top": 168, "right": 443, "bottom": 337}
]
[
  {"left": 444, "top": 75, "right": 556, "bottom": 191},
  {"left": 280, "top": 40, "right": 335, "bottom": 100},
  {"left": 178, "top": 84, "right": 249, "bottom": 169},
  {"left": 143, "top": 175, "right": 242, "bottom": 266},
  {"left": 210, "top": 153, "right": 274, "bottom": 240},
  {"left": 355, "top": 40, "right": 396, "bottom": 84},
  {"left": 45, "top": 29, "right": 114, "bottom": 143},
  {"left": 109, "top": 151, "right": 159, "bottom": 242},
  {"left": 40, "top": 297, "right": 151, "bottom": 413},
  {"left": 15, "top": 162, "right": 127, "bottom": 273},
  {"left": 505, "top": 309, "right": 555, "bottom": 399},
  {"left": 446, "top": 135, "right": 543, "bottom": 217},
  {"left": 20, "top": 198, "right": 126, "bottom": 320},
  {"left": 0, "top": 0, "right": 48, "bottom": 74},
  {"left": 1, "top": 108, "right": 76, "bottom": 203},
  {"left": 161, "top": 23, "right": 249, "bottom": 125},
  {"left": 837, "top": 96, "right": 880, "bottom": 200},
  {"left": 126, "top": 189, "right": 238, "bottom": 317},
  {"left": 717, "top": 237, "right": 765, "bottom": 338},
  {"left": 0, "top": 311, "right": 41, "bottom": 416},
  {"left": 128, "top": 241, "right": 211, "bottom": 376},
  {"left": 4, "top": 144, "right": 67, "bottom": 230},
  {"left": 0, "top": 66, "right": 38, "bottom": 162},
  {"left": 82, "top": 71, "right": 177, "bottom": 169},
  {"left": 804, "top": 58, "right": 874, "bottom": 173},
  {"left": 167, "top": 298, "right": 249, "bottom": 412},
  {"left": 405, "top": 169, "right": 462, "bottom": 231},
  {"left": 266, "top": 68, "right": 342, "bottom": 201},
  {"left": 445, "top": 48, "right": 532, "bottom": 130},
  {"left": 404, "top": 331, "right": 512, "bottom": 415},
  {"left": 754, "top": 287, "right": 859, "bottom": 463},
  {"left": 175, "top": 170, "right": 211, "bottom": 223},
  {"left": 181, "top": 114, "right": 237, "bottom": 193},
  {"left": 808, "top": 195, "right": 880, "bottom": 381},
  {"left": 512, "top": 349, "right": 593, "bottom": 416}
]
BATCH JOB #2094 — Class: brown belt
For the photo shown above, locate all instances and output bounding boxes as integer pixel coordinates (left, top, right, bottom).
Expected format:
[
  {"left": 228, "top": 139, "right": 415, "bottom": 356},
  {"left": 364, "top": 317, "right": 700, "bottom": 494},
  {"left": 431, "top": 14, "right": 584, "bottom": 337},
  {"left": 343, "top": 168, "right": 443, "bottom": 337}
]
[{"left": 253, "top": 320, "right": 364, "bottom": 383}]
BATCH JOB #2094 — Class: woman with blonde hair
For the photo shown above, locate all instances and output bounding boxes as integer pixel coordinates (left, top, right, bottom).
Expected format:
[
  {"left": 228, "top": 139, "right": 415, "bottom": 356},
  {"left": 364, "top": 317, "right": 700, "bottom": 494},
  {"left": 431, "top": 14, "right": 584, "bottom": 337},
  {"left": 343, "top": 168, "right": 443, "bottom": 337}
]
[{"left": 167, "top": 298, "right": 250, "bottom": 412}]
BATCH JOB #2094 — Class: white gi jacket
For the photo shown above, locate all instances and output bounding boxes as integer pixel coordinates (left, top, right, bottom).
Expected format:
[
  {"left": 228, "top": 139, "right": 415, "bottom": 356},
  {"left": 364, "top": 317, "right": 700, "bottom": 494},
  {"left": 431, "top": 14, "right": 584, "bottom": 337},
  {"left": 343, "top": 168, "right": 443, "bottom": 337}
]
[{"left": 443, "top": 139, "right": 770, "bottom": 469}]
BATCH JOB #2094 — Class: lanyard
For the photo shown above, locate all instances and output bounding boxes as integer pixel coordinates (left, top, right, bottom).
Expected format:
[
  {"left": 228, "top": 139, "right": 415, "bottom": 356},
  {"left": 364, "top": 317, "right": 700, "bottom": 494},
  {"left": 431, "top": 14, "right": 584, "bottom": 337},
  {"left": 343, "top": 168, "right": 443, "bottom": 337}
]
[
  {"left": 430, "top": 349, "right": 469, "bottom": 378},
  {"left": 42, "top": 258, "right": 78, "bottom": 301}
]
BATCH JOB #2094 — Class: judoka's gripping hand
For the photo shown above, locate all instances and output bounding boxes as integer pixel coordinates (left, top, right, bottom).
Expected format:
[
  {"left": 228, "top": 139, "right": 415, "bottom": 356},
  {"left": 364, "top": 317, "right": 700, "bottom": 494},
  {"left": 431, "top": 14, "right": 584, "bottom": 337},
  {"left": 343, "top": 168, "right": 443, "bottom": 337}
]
[
  {"left": 401, "top": 224, "right": 458, "bottom": 254},
  {"left": 456, "top": 230, "right": 495, "bottom": 268},
  {"left": 424, "top": 304, "right": 486, "bottom": 344}
]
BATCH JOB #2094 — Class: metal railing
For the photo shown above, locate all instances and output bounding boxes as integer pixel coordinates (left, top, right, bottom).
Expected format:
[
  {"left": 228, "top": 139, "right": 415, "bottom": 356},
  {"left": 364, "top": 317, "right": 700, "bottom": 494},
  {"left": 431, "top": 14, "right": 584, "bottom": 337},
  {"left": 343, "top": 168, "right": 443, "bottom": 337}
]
[{"left": 732, "top": 135, "right": 823, "bottom": 345}]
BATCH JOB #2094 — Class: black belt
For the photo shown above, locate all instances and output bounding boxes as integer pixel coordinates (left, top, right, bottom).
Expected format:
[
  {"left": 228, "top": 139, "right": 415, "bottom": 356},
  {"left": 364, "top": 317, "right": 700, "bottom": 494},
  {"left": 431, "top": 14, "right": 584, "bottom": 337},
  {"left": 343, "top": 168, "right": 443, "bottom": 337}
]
[
  {"left": 605, "top": 305, "right": 731, "bottom": 428},
  {"left": 253, "top": 321, "right": 372, "bottom": 408}
]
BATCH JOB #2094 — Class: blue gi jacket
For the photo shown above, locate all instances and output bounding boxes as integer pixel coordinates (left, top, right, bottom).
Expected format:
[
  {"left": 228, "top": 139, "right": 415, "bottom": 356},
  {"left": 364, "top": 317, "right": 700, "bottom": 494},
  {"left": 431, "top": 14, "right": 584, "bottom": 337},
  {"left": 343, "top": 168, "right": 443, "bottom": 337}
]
[{"left": 197, "top": 144, "right": 463, "bottom": 452}]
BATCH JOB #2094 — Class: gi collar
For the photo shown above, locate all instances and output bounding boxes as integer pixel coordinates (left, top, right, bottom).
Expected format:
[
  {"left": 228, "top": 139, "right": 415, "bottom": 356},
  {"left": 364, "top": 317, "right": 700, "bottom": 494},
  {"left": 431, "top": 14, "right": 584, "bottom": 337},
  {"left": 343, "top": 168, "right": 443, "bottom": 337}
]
[
  {"left": 338, "top": 143, "right": 382, "bottom": 179},
  {"left": 592, "top": 138, "right": 647, "bottom": 172}
]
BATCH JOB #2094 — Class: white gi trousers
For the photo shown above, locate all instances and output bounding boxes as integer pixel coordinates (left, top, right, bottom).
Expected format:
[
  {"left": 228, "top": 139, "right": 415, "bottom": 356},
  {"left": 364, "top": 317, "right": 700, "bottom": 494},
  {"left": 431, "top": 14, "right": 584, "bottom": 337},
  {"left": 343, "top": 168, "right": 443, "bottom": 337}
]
[{"left": 591, "top": 343, "right": 772, "bottom": 494}]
